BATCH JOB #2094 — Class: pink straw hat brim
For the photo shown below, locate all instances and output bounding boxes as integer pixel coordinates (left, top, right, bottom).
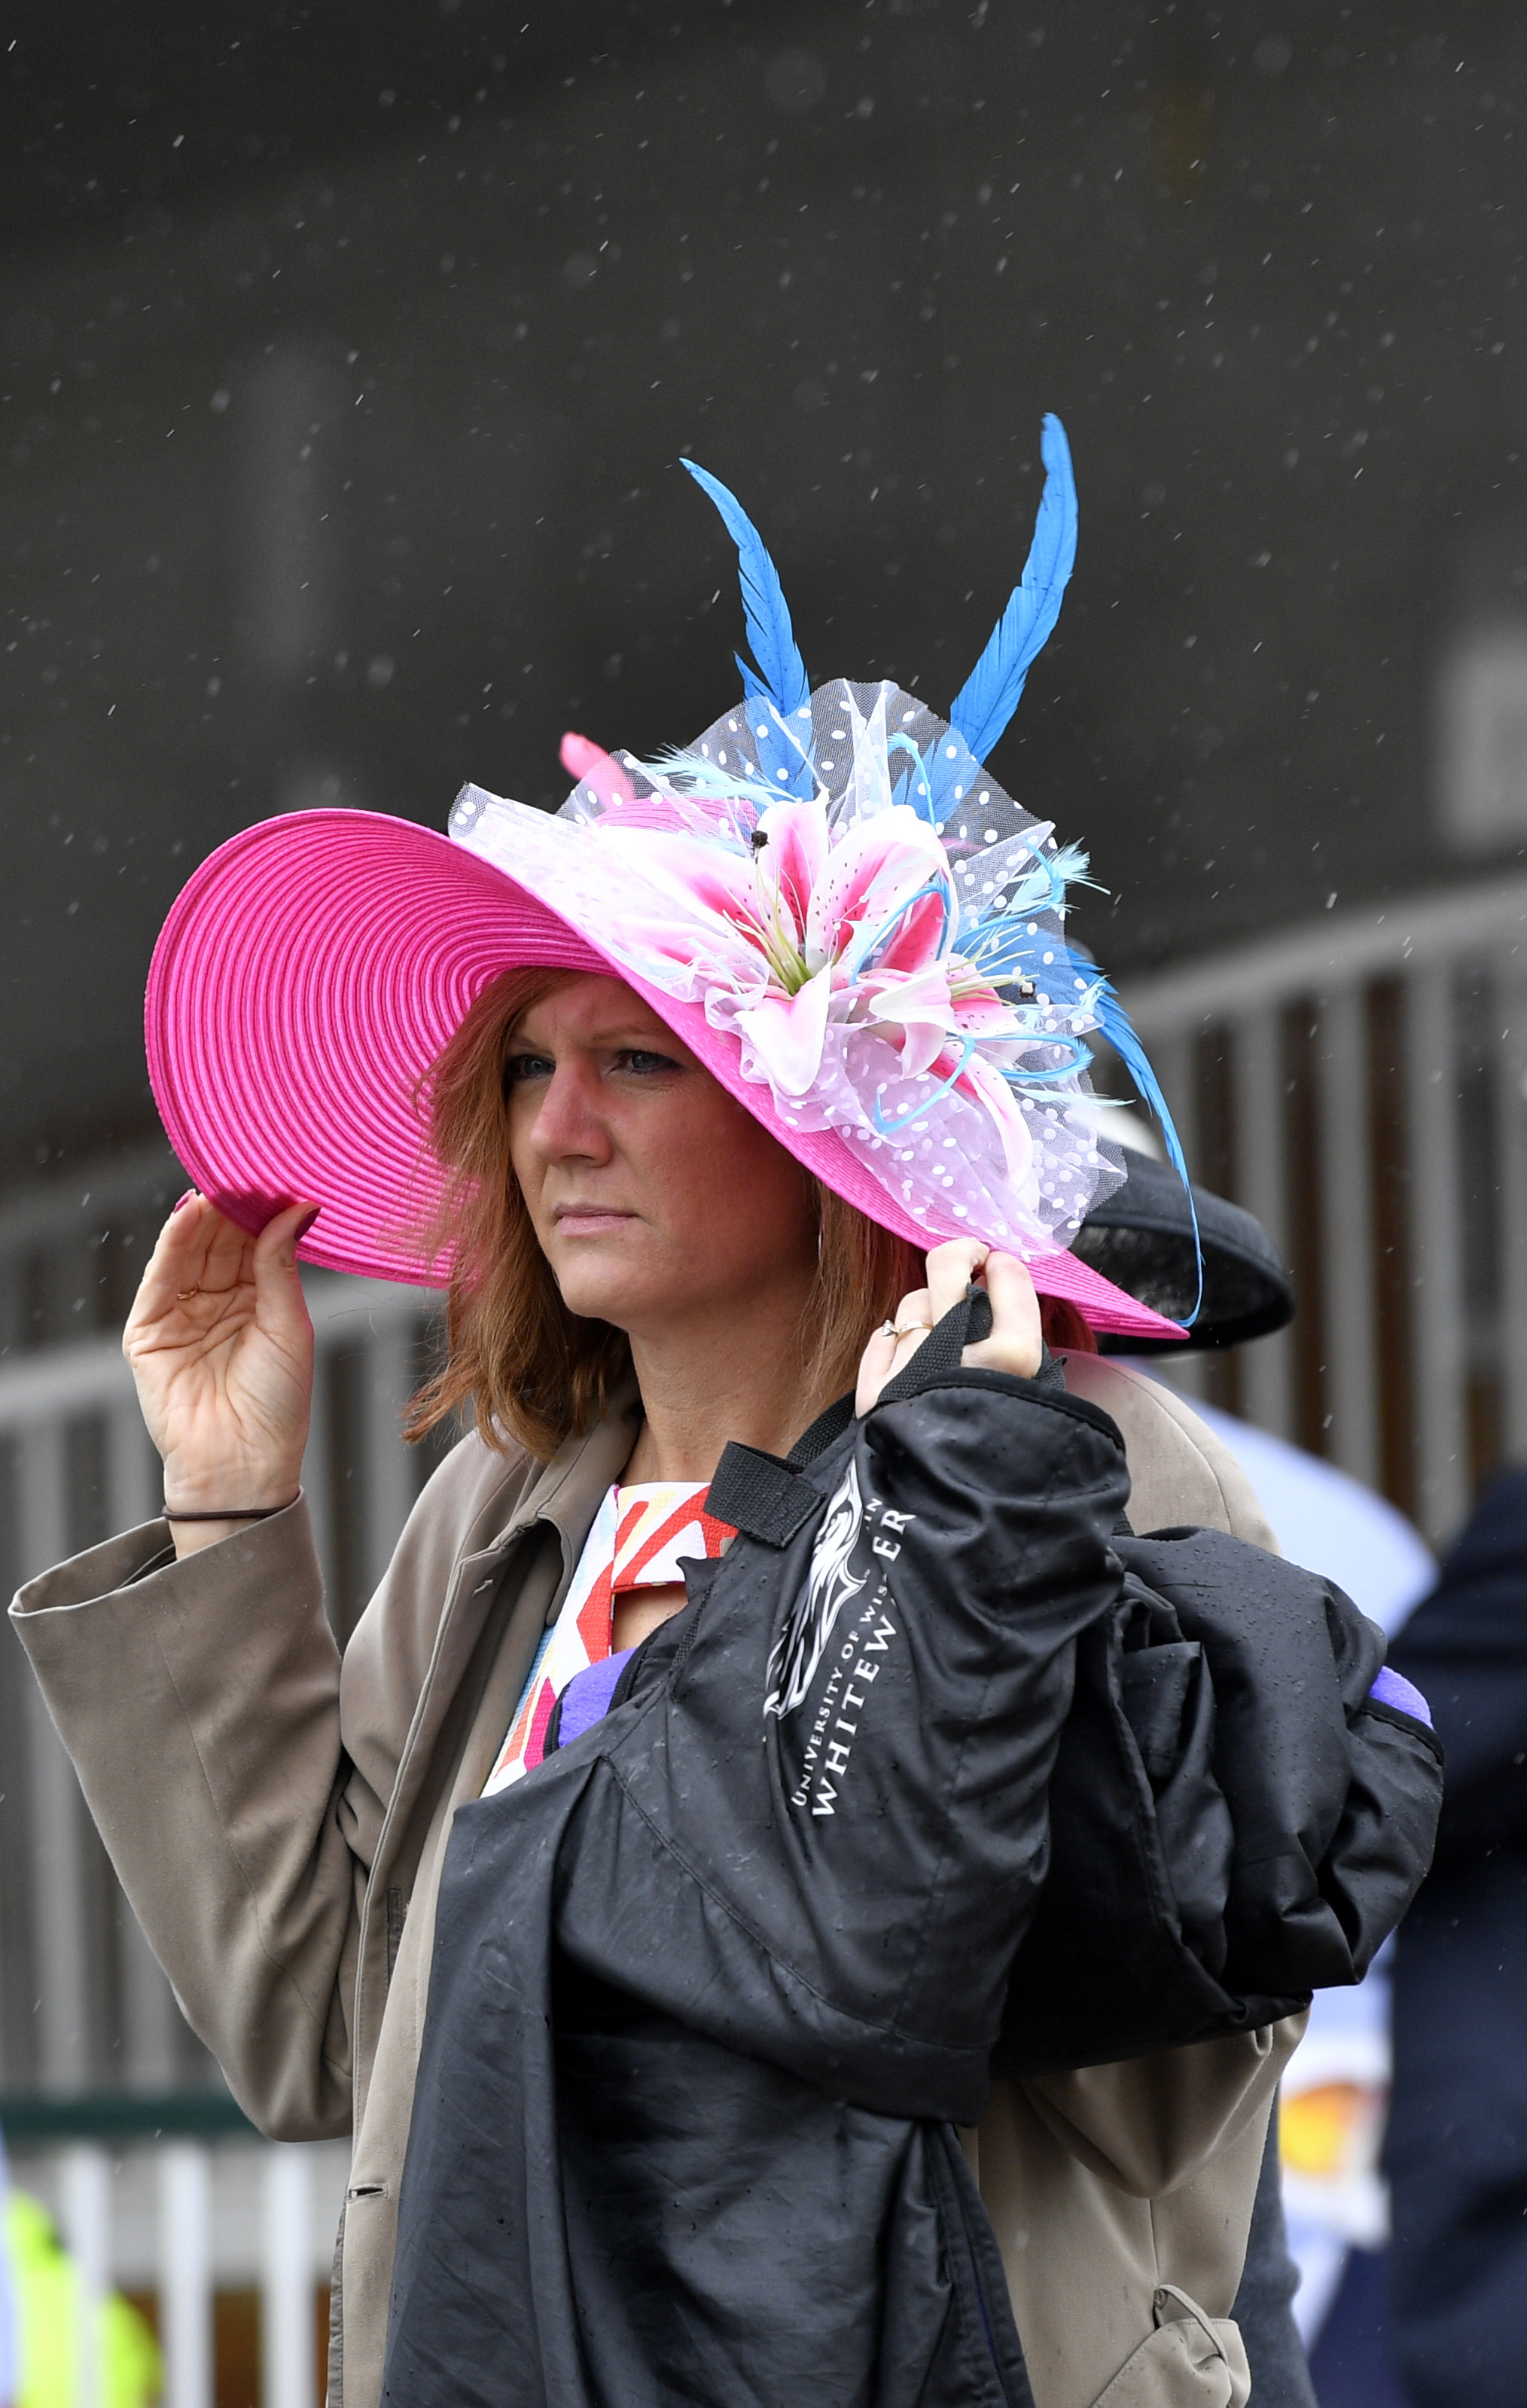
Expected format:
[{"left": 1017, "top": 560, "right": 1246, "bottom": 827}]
[{"left": 145, "top": 808, "right": 1182, "bottom": 1340}]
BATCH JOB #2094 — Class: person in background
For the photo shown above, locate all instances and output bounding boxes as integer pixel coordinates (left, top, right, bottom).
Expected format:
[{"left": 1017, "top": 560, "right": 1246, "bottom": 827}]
[
  {"left": 2, "top": 2182, "right": 160, "bottom": 2408},
  {"left": 1080, "top": 1128, "right": 1435, "bottom": 2407},
  {"left": 1382, "top": 1467, "right": 1527, "bottom": 2408}
]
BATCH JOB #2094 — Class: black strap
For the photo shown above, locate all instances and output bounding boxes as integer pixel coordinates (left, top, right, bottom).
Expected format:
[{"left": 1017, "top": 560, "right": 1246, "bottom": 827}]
[
  {"left": 786, "top": 1391, "right": 856, "bottom": 1467},
  {"left": 706, "top": 1442, "right": 826, "bottom": 1547},
  {"left": 708, "top": 1387, "right": 861, "bottom": 1545}
]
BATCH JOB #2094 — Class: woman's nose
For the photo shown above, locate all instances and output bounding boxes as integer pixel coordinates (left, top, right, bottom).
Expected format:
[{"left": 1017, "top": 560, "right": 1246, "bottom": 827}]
[{"left": 525, "top": 1062, "right": 613, "bottom": 1163}]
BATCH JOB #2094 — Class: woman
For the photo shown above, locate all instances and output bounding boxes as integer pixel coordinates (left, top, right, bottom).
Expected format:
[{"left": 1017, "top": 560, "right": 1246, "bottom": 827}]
[
  {"left": 13, "top": 428, "right": 1415, "bottom": 2407},
  {"left": 142, "top": 1065, "right": 1106, "bottom": 2408}
]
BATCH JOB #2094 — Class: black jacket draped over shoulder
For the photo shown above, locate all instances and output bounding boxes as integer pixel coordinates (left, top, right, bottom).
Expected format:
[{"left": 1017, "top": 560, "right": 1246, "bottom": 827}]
[{"left": 383, "top": 1315, "right": 1440, "bottom": 2408}]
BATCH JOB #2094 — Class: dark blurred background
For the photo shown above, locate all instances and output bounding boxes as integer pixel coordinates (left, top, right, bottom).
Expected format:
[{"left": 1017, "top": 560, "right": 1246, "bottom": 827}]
[{"left": 4, "top": 0, "right": 1522, "bottom": 1184}]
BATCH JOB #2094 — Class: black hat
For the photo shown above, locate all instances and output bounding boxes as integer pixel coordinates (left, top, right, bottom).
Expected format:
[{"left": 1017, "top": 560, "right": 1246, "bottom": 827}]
[{"left": 1071, "top": 1147, "right": 1295, "bottom": 1354}]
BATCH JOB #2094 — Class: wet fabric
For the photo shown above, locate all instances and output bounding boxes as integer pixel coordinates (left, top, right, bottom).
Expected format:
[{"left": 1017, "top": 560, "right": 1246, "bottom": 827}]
[{"left": 995, "top": 1524, "right": 1444, "bottom": 2074}]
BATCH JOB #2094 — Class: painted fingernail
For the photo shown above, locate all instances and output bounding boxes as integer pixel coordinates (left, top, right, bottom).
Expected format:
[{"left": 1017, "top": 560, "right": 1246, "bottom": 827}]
[
  {"left": 296, "top": 1206, "right": 322, "bottom": 1239},
  {"left": 172, "top": 1190, "right": 197, "bottom": 1214}
]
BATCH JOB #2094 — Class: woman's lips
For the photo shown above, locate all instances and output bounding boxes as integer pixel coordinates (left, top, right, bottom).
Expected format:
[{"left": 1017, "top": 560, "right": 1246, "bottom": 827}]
[{"left": 552, "top": 1206, "right": 639, "bottom": 1237}]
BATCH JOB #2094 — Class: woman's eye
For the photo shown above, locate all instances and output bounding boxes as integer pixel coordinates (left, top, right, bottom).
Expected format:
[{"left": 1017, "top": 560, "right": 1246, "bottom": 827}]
[
  {"left": 503, "top": 1053, "right": 554, "bottom": 1085},
  {"left": 618, "top": 1049, "right": 681, "bottom": 1075}
]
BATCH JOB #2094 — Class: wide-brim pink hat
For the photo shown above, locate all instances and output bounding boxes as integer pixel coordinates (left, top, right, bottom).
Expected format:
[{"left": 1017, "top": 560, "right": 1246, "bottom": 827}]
[
  {"left": 145, "top": 798, "right": 1178, "bottom": 1341},
  {"left": 146, "top": 423, "right": 1196, "bottom": 1343}
]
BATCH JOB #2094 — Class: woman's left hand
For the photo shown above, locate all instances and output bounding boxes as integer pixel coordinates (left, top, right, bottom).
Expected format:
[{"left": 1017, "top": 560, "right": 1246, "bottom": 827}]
[{"left": 855, "top": 1240, "right": 1043, "bottom": 1413}]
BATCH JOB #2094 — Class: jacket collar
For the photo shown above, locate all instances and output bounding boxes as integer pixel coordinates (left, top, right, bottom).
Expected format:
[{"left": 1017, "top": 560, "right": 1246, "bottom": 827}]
[{"left": 491, "top": 1373, "right": 645, "bottom": 1605}]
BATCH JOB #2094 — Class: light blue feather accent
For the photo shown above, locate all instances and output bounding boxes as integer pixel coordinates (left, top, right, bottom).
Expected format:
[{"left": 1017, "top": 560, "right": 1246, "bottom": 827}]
[
  {"left": 643, "top": 744, "right": 764, "bottom": 791},
  {"left": 681, "top": 459, "right": 813, "bottom": 798},
  {"left": 996, "top": 1035, "right": 1096, "bottom": 1086},
  {"left": 840, "top": 876, "right": 955, "bottom": 984},
  {"left": 888, "top": 732, "right": 937, "bottom": 824},
  {"left": 871, "top": 1037, "right": 979, "bottom": 1137},
  {"left": 998, "top": 839, "right": 1102, "bottom": 919},
  {"left": 640, "top": 745, "right": 777, "bottom": 808},
  {"left": 1094, "top": 990, "right": 1202, "bottom": 1324},
  {"left": 920, "top": 739, "right": 962, "bottom": 831},
  {"left": 632, "top": 746, "right": 776, "bottom": 850},
  {"left": 960, "top": 923, "right": 1051, "bottom": 984},
  {"left": 1038, "top": 840, "right": 1104, "bottom": 901},
  {"left": 948, "top": 413, "right": 1080, "bottom": 763}
]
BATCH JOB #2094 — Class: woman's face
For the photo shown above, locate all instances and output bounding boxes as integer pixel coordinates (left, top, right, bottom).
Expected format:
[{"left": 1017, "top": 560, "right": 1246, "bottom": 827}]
[{"left": 504, "top": 974, "right": 820, "bottom": 1338}]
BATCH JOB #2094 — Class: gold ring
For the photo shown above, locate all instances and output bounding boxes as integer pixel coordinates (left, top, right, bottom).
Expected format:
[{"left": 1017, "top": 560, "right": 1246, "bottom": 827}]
[
  {"left": 177, "top": 1288, "right": 200, "bottom": 1300},
  {"left": 892, "top": 1321, "right": 929, "bottom": 1341}
]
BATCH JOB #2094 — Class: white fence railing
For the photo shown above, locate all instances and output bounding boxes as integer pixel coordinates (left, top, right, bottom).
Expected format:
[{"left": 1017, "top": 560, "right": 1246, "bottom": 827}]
[{"left": 1122, "top": 867, "right": 1527, "bottom": 1545}]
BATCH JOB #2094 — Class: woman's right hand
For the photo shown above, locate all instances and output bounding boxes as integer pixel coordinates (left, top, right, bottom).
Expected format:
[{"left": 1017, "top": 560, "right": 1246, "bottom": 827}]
[
  {"left": 855, "top": 1241, "right": 1042, "bottom": 1413},
  {"left": 123, "top": 1193, "right": 319, "bottom": 1547}
]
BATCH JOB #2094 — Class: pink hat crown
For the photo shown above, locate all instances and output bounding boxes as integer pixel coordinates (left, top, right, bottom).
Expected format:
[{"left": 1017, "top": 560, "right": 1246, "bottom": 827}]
[{"left": 451, "top": 674, "right": 1124, "bottom": 1261}]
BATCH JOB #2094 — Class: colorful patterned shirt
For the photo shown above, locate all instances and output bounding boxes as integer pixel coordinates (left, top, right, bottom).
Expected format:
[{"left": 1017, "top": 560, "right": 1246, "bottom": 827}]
[{"left": 481, "top": 1480, "right": 735, "bottom": 1796}]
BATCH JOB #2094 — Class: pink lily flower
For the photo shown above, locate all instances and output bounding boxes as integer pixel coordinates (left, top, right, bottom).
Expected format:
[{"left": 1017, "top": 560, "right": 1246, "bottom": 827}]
[{"left": 854, "top": 961, "right": 966, "bottom": 1078}]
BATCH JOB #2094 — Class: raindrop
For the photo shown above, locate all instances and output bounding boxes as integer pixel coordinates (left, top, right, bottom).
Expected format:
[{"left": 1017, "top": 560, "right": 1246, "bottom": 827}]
[{"left": 765, "top": 49, "right": 827, "bottom": 113}]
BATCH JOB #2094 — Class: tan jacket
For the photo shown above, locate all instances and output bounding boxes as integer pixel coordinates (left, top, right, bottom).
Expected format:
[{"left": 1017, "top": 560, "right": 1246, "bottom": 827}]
[{"left": 11, "top": 1355, "right": 1297, "bottom": 2408}]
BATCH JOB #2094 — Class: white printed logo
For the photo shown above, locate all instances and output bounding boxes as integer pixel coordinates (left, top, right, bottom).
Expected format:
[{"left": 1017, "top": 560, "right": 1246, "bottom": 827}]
[{"left": 764, "top": 1457, "right": 869, "bottom": 1718}]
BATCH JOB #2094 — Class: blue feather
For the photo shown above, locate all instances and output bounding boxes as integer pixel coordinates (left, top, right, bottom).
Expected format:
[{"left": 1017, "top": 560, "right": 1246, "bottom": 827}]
[
  {"left": 961, "top": 911, "right": 1204, "bottom": 1324},
  {"left": 948, "top": 413, "right": 1080, "bottom": 763},
  {"left": 749, "top": 702, "right": 817, "bottom": 800},
  {"left": 1095, "top": 991, "right": 1202, "bottom": 1326},
  {"left": 681, "top": 459, "right": 811, "bottom": 721},
  {"left": 920, "top": 731, "right": 971, "bottom": 831}
]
